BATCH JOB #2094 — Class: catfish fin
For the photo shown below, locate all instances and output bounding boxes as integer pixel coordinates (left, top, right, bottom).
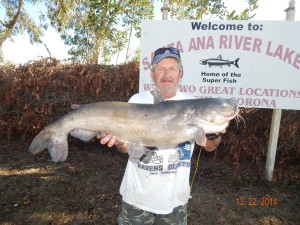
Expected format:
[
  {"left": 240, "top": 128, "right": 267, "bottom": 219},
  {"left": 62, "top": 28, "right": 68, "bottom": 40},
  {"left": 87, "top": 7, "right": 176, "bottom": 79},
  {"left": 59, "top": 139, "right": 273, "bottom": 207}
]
[
  {"left": 194, "top": 127, "right": 207, "bottom": 146},
  {"left": 48, "top": 136, "right": 68, "bottom": 162},
  {"left": 29, "top": 129, "right": 51, "bottom": 154},
  {"left": 152, "top": 86, "right": 165, "bottom": 104},
  {"left": 29, "top": 130, "right": 69, "bottom": 162},
  {"left": 98, "top": 131, "right": 108, "bottom": 138},
  {"left": 70, "top": 129, "right": 99, "bottom": 141}
]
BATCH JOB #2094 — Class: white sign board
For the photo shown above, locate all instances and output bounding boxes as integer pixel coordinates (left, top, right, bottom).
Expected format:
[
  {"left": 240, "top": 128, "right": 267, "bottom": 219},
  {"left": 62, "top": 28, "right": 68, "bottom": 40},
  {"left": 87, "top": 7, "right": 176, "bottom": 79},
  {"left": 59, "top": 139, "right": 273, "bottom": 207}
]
[{"left": 140, "top": 20, "right": 300, "bottom": 110}]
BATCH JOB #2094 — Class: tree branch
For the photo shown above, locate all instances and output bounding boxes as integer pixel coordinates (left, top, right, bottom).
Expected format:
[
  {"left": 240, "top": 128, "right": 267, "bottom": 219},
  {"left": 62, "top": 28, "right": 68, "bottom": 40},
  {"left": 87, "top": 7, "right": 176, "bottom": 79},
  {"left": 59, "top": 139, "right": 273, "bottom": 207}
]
[{"left": 5, "top": 0, "right": 24, "bottom": 29}]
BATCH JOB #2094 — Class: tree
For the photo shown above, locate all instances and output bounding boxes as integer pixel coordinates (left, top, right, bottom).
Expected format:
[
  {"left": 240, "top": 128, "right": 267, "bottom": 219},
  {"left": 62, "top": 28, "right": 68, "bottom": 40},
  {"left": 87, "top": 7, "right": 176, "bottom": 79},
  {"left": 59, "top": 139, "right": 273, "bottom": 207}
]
[
  {"left": 1, "top": 0, "right": 258, "bottom": 64},
  {"left": 45, "top": 0, "right": 154, "bottom": 64},
  {"left": 226, "top": 0, "right": 258, "bottom": 20},
  {"left": 0, "top": 0, "right": 44, "bottom": 63},
  {"left": 168, "top": 0, "right": 258, "bottom": 20}
]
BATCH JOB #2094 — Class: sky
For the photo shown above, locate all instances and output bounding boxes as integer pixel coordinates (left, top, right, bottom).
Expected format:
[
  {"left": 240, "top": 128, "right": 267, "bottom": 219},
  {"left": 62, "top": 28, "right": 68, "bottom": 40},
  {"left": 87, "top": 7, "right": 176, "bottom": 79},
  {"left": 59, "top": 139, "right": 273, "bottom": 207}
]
[{"left": 2, "top": 0, "right": 299, "bottom": 64}]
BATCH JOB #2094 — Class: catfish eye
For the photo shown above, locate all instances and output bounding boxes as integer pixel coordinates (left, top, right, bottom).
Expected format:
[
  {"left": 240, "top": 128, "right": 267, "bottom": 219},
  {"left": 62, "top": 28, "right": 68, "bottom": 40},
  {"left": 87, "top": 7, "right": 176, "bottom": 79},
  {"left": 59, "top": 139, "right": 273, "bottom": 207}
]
[{"left": 210, "top": 116, "right": 216, "bottom": 123}]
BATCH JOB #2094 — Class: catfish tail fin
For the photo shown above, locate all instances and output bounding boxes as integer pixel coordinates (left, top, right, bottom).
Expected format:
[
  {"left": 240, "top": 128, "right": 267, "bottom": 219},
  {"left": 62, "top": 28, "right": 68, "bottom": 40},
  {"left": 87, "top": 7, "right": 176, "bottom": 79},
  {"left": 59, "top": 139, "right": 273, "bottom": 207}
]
[{"left": 29, "top": 129, "right": 68, "bottom": 162}]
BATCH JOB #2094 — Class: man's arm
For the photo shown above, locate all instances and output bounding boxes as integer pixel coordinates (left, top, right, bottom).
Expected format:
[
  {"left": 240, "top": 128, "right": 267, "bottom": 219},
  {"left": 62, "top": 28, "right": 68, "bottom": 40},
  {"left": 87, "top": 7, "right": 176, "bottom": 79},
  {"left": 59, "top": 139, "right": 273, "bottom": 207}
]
[
  {"left": 99, "top": 134, "right": 146, "bottom": 163},
  {"left": 100, "top": 133, "right": 222, "bottom": 153},
  {"left": 100, "top": 130, "right": 226, "bottom": 152}
]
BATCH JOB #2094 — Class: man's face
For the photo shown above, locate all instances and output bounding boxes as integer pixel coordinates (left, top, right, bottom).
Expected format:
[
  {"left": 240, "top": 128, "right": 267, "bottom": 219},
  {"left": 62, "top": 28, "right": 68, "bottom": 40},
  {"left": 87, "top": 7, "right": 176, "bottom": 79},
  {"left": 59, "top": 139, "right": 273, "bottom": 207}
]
[{"left": 151, "top": 58, "right": 183, "bottom": 99}]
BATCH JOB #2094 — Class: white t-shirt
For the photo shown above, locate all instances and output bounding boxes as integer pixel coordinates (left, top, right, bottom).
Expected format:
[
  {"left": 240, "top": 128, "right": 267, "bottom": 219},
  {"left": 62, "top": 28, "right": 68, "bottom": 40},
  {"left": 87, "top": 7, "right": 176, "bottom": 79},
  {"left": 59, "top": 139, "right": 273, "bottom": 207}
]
[{"left": 120, "top": 91, "right": 195, "bottom": 214}]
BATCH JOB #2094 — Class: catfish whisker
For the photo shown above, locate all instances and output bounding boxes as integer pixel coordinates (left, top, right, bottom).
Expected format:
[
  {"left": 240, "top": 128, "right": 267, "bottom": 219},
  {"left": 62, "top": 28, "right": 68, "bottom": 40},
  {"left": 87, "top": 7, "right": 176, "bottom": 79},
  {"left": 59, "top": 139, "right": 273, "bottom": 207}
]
[{"left": 235, "top": 114, "right": 246, "bottom": 129}]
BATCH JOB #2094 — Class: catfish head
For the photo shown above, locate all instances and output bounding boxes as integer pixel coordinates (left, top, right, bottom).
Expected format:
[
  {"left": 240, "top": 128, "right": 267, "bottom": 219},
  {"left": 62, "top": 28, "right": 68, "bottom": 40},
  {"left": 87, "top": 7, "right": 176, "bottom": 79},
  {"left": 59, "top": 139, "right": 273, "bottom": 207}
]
[{"left": 191, "top": 98, "right": 239, "bottom": 133}]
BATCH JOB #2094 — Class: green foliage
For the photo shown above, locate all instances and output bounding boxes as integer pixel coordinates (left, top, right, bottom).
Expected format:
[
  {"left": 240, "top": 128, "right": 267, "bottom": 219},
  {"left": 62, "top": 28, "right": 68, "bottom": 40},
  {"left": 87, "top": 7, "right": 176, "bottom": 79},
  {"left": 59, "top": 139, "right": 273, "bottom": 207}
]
[
  {"left": 45, "top": 0, "right": 154, "bottom": 64},
  {"left": 0, "top": 0, "right": 259, "bottom": 64},
  {"left": 0, "top": 0, "right": 44, "bottom": 62},
  {"left": 226, "top": 0, "right": 258, "bottom": 20},
  {"left": 169, "top": 0, "right": 226, "bottom": 20},
  {"left": 168, "top": 0, "right": 258, "bottom": 20}
]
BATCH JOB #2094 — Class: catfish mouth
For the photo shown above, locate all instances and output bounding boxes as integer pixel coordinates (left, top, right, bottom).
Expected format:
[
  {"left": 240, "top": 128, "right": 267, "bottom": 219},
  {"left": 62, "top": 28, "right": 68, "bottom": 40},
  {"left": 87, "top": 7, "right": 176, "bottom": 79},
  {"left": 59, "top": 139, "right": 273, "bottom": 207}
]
[
  {"left": 198, "top": 107, "right": 239, "bottom": 127},
  {"left": 209, "top": 109, "right": 244, "bottom": 131},
  {"left": 199, "top": 111, "right": 240, "bottom": 134}
]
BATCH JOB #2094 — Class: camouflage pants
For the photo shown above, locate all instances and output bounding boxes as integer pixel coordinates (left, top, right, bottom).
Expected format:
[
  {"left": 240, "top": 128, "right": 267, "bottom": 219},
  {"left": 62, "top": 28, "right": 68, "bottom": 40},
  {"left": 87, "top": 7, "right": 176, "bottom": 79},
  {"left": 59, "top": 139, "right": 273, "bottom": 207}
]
[{"left": 117, "top": 200, "right": 188, "bottom": 225}]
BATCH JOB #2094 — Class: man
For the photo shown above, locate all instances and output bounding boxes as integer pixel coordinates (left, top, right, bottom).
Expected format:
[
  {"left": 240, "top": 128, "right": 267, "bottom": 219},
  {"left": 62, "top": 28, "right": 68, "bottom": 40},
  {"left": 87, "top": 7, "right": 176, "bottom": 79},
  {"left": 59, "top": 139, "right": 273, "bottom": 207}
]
[{"left": 100, "top": 47, "right": 225, "bottom": 225}]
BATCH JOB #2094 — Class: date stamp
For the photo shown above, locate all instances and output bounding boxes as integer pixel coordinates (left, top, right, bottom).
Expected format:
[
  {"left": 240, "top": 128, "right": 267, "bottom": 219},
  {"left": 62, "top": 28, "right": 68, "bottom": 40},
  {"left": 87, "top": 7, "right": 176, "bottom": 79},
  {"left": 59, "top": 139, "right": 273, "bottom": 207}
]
[{"left": 236, "top": 196, "right": 278, "bottom": 206}]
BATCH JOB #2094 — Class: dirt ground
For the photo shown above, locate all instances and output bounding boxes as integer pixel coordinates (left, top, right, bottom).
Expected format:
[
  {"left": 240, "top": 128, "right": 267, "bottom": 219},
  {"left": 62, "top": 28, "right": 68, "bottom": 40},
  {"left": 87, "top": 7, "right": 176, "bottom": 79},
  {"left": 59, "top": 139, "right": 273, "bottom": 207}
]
[{"left": 0, "top": 141, "right": 299, "bottom": 225}]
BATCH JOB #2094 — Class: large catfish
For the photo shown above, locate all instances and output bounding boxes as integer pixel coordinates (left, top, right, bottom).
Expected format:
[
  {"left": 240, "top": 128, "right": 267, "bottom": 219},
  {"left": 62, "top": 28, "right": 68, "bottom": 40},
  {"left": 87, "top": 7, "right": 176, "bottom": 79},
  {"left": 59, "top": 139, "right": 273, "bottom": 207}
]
[{"left": 29, "top": 89, "right": 239, "bottom": 162}]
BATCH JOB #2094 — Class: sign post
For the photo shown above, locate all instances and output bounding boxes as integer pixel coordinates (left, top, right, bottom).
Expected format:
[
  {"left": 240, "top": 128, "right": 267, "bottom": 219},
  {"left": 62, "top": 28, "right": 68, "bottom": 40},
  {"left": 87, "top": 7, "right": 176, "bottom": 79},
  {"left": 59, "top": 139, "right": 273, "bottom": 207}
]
[
  {"left": 265, "top": 0, "right": 296, "bottom": 181},
  {"left": 161, "top": 0, "right": 169, "bottom": 20}
]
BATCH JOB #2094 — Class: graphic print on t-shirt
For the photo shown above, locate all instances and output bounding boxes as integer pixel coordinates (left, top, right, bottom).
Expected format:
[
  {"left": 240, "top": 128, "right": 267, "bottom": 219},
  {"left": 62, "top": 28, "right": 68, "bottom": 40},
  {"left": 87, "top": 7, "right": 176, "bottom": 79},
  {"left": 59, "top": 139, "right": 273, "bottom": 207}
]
[
  {"left": 141, "top": 150, "right": 163, "bottom": 164},
  {"left": 167, "top": 141, "right": 192, "bottom": 171},
  {"left": 137, "top": 141, "right": 192, "bottom": 175},
  {"left": 177, "top": 141, "right": 192, "bottom": 160}
]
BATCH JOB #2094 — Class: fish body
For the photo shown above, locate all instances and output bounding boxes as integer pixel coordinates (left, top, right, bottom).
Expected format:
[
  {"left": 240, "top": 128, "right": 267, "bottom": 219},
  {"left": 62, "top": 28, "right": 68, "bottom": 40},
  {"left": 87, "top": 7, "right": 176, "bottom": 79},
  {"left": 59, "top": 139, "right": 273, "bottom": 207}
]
[
  {"left": 200, "top": 55, "right": 239, "bottom": 68},
  {"left": 29, "top": 98, "right": 238, "bottom": 162}
]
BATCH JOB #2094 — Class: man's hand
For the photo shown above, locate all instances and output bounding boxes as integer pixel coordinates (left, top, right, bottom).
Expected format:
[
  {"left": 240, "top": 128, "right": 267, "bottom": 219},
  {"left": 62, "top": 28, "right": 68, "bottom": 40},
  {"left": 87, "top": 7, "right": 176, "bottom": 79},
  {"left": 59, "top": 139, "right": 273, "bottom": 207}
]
[
  {"left": 98, "top": 133, "right": 128, "bottom": 153},
  {"left": 204, "top": 128, "right": 227, "bottom": 152},
  {"left": 98, "top": 134, "right": 146, "bottom": 163},
  {"left": 99, "top": 134, "right": 118, "bottom": 147}
]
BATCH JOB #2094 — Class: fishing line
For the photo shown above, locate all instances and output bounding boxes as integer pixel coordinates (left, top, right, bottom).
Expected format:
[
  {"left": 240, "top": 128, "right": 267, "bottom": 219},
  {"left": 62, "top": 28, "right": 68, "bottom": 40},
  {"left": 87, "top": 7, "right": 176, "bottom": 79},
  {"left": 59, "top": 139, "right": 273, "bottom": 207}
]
[{"left": 190, "top": 145, "right": 202, "bottom": 193}]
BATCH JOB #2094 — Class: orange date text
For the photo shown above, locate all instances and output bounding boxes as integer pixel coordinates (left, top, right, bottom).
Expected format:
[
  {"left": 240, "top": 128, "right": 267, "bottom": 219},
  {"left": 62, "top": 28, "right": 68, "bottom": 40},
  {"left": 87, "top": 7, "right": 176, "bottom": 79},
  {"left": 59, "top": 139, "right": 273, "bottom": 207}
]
[{"left": 236, "top": 196, "right": 278, "bottom": 207}]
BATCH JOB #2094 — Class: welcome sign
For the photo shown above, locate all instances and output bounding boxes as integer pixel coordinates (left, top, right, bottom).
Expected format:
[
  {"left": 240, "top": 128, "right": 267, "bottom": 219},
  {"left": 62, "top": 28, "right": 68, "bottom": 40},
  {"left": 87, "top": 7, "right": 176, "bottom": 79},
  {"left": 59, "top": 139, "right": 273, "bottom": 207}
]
[{"left": 139, "top": 20, "right": 300, "bottom": 110}]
